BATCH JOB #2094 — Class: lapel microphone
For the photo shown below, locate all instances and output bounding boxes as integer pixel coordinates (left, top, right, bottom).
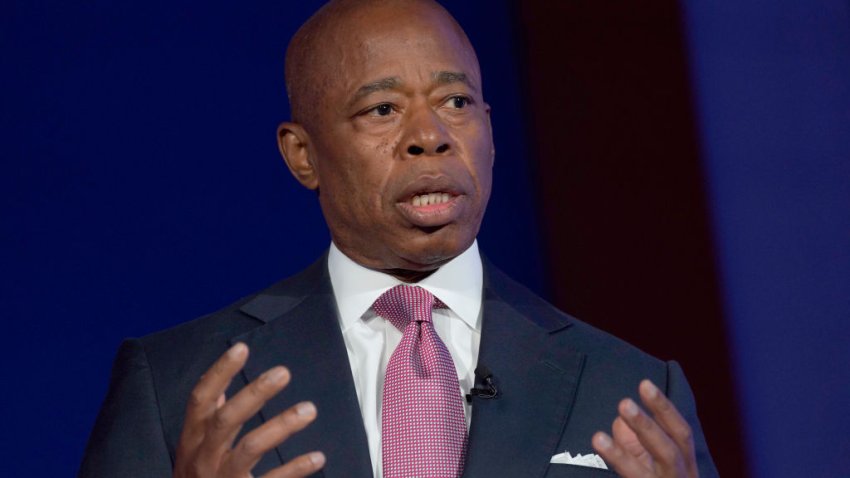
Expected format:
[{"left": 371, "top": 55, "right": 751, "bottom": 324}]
[{"left": 465, "top": 365, "right": 499, "bottom": 403}]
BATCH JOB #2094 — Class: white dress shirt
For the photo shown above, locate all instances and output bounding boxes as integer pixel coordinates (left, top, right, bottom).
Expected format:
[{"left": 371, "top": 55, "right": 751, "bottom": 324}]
[{"left": 328, "top": 241, "right": 483, "bottom": 478}]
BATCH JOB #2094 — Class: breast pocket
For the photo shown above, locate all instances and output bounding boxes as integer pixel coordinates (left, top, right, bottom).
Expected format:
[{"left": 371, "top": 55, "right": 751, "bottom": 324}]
[{"left": 544, "top": 464, "right": 619, "bottom": 477}]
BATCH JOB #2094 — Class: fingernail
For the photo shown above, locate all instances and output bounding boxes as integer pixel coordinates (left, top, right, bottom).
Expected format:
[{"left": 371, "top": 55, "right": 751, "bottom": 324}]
[
  {"left": 595, "top": 432, "right": 613, "bottom": 450},
  {"left": 623, "top": 399, "right": 639, "bottom": 417},
  {"left": 309, "top": 451, "right": 326, "bottom": 467},
  {"left": 296, "top": 401, "right": 316, "bottom": 417},
  {"left": 228, "top": 343, "right": 247, "bottom": 358},
  {"left": 642, "top": 379, "right": 659, "bottom": 399}
]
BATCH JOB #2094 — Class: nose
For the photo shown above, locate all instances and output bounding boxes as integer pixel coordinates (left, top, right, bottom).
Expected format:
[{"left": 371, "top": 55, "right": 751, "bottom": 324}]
[{"left": 400, "top": 104, "right": 452, "bottom": 158}]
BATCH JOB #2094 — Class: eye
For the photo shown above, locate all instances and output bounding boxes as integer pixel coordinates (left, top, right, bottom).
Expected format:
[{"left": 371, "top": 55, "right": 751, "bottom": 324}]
[
  {"left": 368, "top": 103, "right": 394, "bottom": 116},
  {"left": 448, "top": 96, "right": 471, "bottom": 109}
]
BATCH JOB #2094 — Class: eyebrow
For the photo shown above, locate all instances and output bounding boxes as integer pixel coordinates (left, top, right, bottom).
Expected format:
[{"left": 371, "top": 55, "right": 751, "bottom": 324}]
[
  {"left": 434, "top": 71, "right": 477, "bottom": 91},
  {"left": 350, "top": 77, "right": 402, "bottom": 105},
  {"left": 349, "top": 71, "right": 478, "bottom": 107}
]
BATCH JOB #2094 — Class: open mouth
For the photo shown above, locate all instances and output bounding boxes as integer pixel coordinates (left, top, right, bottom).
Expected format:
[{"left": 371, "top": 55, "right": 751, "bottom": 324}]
[
  {"left": 410, "top": 192, "right": 454, "bottom": 207},
  {"left": 396, "top": 189, "right": 463, "bottom": 227}
]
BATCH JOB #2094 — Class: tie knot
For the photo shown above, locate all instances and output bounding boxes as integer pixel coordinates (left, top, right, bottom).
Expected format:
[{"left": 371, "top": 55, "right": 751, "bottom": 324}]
[{"left": 373, "top": 285, "right": 445, "bottom": 331}]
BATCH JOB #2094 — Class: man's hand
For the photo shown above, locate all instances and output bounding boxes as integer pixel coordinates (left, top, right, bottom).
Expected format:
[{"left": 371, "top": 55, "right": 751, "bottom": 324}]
[
  {"left": 592, "top": 380, "right": 698, "bottom": 478},
  {"left": 173, "top": 342, "right": 325, "bottom": 478}
]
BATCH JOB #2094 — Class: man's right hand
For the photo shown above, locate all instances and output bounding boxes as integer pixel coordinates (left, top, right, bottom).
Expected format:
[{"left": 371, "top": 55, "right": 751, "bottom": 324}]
[{"left": 173, "top": 342, "right": 325, "bottom": 478}]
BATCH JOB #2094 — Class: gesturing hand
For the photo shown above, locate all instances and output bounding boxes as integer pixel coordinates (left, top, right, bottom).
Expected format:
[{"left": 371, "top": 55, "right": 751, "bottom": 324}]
[
  {"left": 592, "top": 380, "right": 698, "bottom": 478},
  {"left": 173, "top": 343, "right": 325, "bottom": 478}
]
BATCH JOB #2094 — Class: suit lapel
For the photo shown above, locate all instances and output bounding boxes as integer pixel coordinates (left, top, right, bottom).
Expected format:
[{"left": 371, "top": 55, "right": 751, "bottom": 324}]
[
  {"left": 462, "top": 264, "right": 587, "bottom": 478},
  {"left": 219, "top": 255, "right": 584, "bottom": 478},
  {"left": 230, "top": 258, "right": 373, "bottom": 478}
]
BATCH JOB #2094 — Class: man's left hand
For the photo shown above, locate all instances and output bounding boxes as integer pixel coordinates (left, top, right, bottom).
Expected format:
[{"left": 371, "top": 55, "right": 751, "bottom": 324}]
[{"left": 592, "top": 379, "right": 698, "bottom": 478}]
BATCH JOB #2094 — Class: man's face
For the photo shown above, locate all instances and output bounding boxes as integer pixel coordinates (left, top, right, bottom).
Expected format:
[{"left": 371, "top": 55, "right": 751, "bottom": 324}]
[{"left": 297, "top": 6, "right": 494, "bottom": 275}]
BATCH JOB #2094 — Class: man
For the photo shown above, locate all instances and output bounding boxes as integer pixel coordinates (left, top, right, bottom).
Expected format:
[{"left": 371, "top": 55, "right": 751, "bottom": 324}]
[{"left": 80, "top": 1, "right": 719, "bottom": 477}]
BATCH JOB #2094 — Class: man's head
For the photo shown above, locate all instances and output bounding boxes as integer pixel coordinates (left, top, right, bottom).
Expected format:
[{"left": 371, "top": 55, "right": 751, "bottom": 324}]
[{"left": 278, "top": 0, "right": 494, "bottom": 280}]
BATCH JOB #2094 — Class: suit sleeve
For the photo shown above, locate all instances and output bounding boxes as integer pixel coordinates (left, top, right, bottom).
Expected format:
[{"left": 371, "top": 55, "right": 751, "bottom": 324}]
[
  {"left": 78, "top": 338, "right": 174, "bottom": 478},
  {"left": 665, "top": 360, "right": 720, "bottom": 478}
]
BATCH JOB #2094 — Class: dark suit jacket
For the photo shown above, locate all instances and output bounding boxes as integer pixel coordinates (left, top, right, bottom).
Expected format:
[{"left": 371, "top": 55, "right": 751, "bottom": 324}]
[{"left": 79, "top": 255, "right": 718, "bottom": 477}]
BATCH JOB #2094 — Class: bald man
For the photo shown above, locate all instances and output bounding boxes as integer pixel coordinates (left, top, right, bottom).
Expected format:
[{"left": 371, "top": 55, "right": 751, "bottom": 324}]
[{"left": 80, "top": 1, "right": 718, "bottom": 477}]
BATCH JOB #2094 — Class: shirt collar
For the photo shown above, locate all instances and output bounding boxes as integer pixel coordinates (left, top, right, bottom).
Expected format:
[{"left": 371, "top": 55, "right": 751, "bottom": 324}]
[{"left": 328, "top": 240, "right": 483, "bottom": 332}]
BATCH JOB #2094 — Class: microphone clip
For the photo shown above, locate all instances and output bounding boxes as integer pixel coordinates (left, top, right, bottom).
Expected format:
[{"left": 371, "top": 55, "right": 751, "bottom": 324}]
[{"left": 465, "top": 365, "right": 499, "bottom": 403}]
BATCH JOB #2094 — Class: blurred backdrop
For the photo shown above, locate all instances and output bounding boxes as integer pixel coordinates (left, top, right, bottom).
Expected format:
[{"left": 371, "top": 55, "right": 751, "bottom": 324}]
[{"left": 2, "top": 1, "right": 848, "bottom": 476}]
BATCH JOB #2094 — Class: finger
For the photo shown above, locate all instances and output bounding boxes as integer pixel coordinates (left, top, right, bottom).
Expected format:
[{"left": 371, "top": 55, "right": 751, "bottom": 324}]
[
  {"left": 185, "top": 344, "right": 249, "bottom": 425},
  {"left": 195, "top": 366, "right": 291, "bottom": 466},
  {"left": 222, "top": 401, "right": 318, "bottom": 475},
  {"left": 178, "top": 343, "right": 249, "bottom": 455},
  {"left": 260, "top": 451, "right": 326, "bottom": 478},
  {"left": 639, "top": 380, "right": 697, "bottom": 476},
  {"left": 612, "top": 416, "right": 652, "bottom": 468},
  {"left": 592, "top": 431, "right": 649, "bottom": 477},
  {"left": 618, "top": 397, "right": 685, "bottom": 476}
]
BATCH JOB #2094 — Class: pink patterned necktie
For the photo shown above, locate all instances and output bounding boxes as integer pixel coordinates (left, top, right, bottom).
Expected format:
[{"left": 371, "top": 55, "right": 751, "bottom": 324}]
[{"left": 374, "top": 285, "right": 468, "bottom": 478}]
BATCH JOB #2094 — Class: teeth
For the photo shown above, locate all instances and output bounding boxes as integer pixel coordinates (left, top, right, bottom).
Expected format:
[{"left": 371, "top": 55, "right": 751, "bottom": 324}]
[{"left": 411, "top": 192, "right": 452, "bottom": 206}]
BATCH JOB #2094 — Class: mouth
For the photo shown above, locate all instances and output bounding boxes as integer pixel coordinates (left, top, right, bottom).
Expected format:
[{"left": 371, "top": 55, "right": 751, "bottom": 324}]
[
  {"left": 409, "top": 192, "right": 454, "bottom": 207},
  {"left": 396, "top": 189, "right": 464, "bottom": 228},
  {"left": 394, "top": 173, "right": 469, "bottom": 228}
]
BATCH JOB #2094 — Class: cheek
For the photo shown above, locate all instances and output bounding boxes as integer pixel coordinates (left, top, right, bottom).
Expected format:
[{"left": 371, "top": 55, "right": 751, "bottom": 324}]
[
  {"left": 375, "top": 137, "right": 399, "bottom": 157},
  {"left": 467, "top": 133, "right": 495, "bottom": 188},
  {"left": 316, "top": 128, "right": 400, "bottom": 217},
  {"left": 339, "top": 153, "right": 395, "bottom": 212},
  {"left": 360, "top": 137, "right": 400, "bottom": 188}
]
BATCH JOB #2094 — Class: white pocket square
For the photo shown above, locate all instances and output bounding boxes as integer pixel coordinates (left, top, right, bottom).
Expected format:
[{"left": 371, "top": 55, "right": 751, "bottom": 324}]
[{"left": 550, "top": 451, "right": 609, "bottom": 470}]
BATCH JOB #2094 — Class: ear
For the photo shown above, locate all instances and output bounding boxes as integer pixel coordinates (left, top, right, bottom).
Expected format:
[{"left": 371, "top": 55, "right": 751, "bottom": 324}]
[
  {"left": 484, "top": 102, "right": 495, "bottom": 165},
  {"left": 277, "top": 121, "right": 319, "bottom": 190}
]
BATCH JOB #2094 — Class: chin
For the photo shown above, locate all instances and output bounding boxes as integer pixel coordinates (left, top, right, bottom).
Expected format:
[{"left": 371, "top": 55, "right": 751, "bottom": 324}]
[{"left": 399, "top": 229, "right": 474, "bottom": 269}]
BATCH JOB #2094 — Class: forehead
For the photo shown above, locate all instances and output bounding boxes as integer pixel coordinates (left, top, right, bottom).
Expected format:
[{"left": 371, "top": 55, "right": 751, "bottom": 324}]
[{"left": 323, "top": 5, "right": 481, "bottom": 95}]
